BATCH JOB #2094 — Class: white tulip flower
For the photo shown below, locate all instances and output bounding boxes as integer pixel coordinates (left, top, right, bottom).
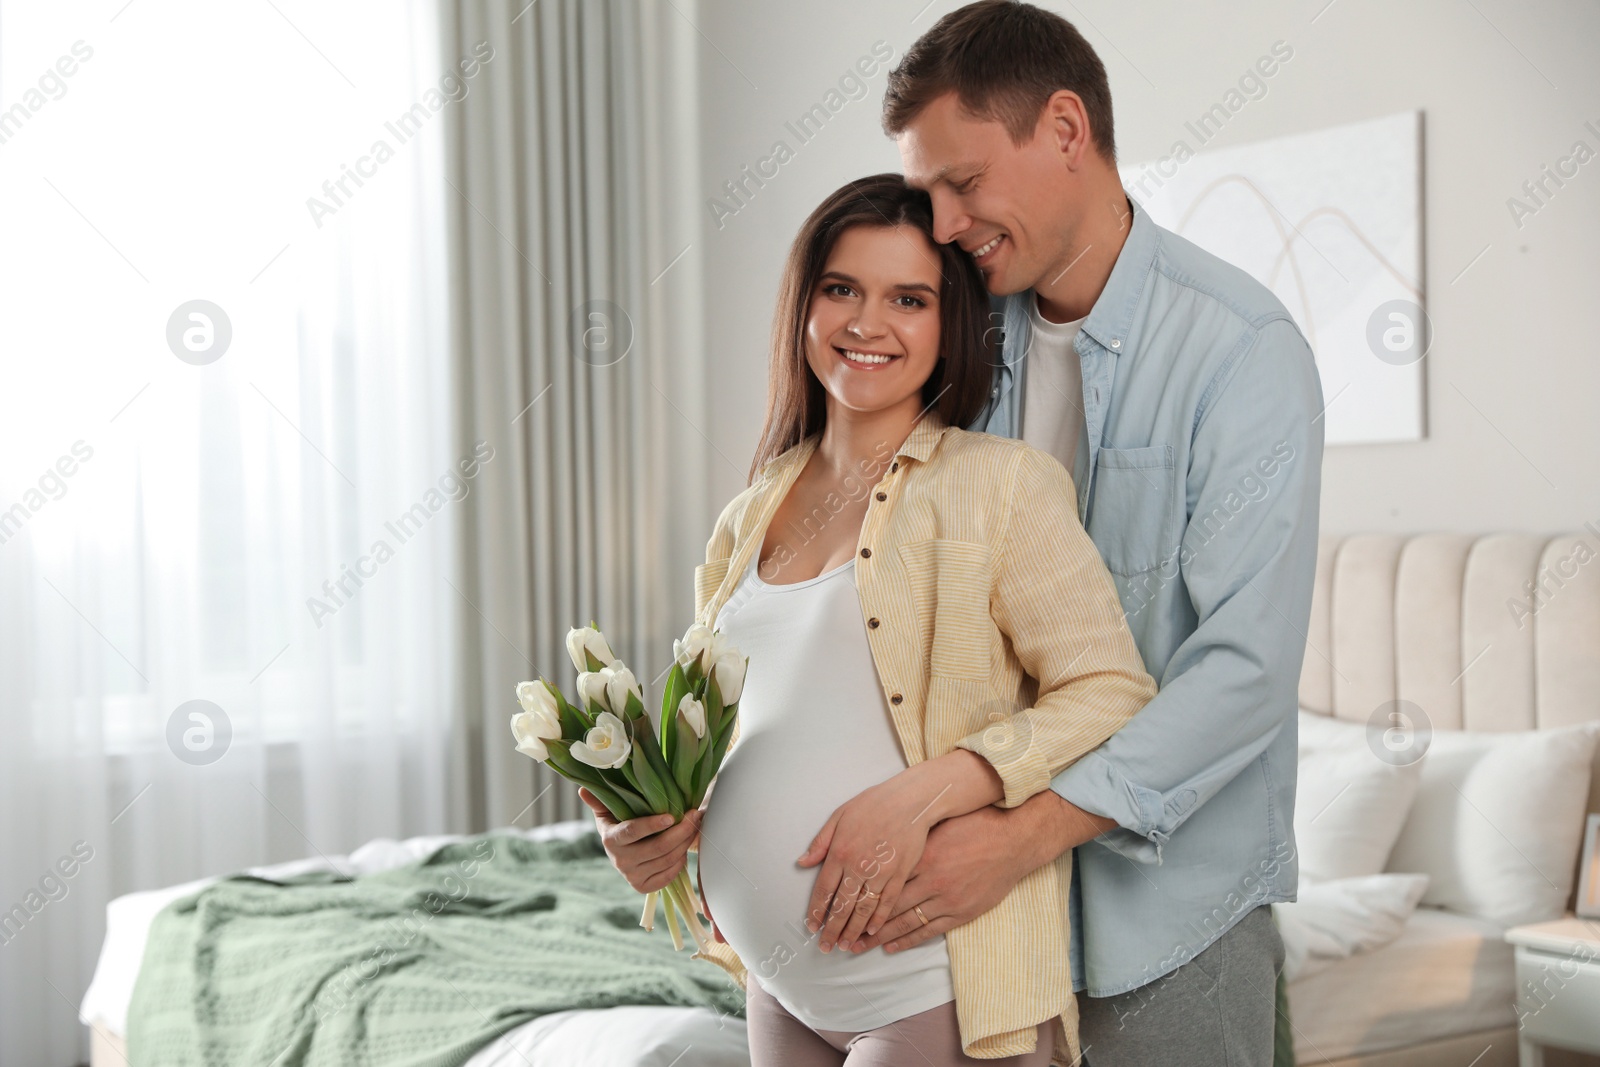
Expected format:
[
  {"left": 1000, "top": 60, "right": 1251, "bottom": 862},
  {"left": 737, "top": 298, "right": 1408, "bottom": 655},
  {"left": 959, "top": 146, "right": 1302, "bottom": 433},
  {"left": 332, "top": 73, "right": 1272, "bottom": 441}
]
[
  {"left": 674, "top": 624, "right": 715, "bottom": 673},
  {"left": 603, "top": 665, "right": 643, "bottom": 717},
  {"left": 515, "top": 680, "right": 559, "bottom": 719},
  {"left": 566, "top": 626, "right": 617, "bottom": 673},
  {"left": 511, "top": 681, "right": 563, "bottom": 761},
  {"left": 570, "top": 711, "right": 631, "bottom": 769},
  {"left": 576, "top": 670, "right": 610, "bottom": 712},
  {"left": 514, "top": 681, "right": 563, "bottom": 728},
  {"left": 708, "top": 629, "right": 737, "bottom": 665},
  {"left": 677, "top": 693, "right": 706, "bottom": 739},
  {"left": 511, "top": 712, "right": 560, "bottom": 761},
  {"left": 512, "top": 734, "right": 549, "bottom": 762},
  {"left": 712, "top": 651, "right": 746, "bottom": 704}
]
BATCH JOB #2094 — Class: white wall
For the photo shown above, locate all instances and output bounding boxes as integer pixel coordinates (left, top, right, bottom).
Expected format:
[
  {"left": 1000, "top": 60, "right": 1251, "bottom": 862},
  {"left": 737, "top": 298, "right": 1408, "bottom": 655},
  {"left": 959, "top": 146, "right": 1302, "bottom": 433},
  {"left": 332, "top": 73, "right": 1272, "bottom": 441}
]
[{"left": 692, "top": 0, "right": 1600, "bottom": 537}]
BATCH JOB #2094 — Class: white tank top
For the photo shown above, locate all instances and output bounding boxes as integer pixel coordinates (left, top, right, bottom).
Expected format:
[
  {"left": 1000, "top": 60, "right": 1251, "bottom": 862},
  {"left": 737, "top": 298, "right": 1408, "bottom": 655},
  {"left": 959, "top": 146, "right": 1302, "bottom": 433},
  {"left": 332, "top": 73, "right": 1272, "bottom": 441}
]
[{"left": 698, "top": 550, "right": 955, "bottom": 1031}]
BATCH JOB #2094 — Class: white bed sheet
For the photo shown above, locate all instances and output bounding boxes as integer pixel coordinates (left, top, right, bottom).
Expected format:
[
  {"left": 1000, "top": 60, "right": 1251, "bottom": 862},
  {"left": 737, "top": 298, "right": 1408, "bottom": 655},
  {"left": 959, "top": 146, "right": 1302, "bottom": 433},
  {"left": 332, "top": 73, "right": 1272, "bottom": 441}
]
[
  {"left": 79, "top": 820, "right": 750, "bottom": 1067},
  {"left": 1286, "top": 905, "right": 1514, "bottom": 1062}
]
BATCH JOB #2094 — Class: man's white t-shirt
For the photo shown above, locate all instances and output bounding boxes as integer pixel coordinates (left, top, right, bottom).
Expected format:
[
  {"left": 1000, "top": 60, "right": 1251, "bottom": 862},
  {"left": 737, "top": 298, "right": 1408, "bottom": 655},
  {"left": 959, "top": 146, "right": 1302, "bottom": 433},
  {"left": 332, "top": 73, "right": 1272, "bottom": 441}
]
[{"left": 1019, "top": 294, "right": 1088, "bottom": 481}]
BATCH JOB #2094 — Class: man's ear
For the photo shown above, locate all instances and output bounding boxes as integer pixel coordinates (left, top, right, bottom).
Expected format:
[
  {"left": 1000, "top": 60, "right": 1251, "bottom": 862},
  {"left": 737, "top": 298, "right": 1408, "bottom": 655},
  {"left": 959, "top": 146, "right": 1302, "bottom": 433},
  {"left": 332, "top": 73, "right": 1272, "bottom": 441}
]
[{"left": 1041, "top": 89, "right": 1091, "bottom": 166}]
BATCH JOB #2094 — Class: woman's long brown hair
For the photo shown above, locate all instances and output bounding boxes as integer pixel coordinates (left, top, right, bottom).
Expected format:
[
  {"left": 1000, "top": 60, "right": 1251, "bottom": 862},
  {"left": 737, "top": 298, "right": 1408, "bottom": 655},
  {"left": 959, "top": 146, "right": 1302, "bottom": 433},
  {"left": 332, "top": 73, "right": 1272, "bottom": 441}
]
[{"left": 746, "top": 173, "right": 997, "bottom": 485}]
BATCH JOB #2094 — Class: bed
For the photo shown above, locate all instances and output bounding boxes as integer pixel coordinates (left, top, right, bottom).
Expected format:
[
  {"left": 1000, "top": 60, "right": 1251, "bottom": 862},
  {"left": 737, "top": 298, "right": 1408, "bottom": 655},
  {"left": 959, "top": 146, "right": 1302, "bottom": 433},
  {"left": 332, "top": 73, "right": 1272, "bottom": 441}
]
[
  {"left": 1288, "top": 532, "right": 1600, "bottom": 1066},
  {"left": 80, "top": 820, "right": 750, "bottom": 1067},
  {"left": 1289, "top": 907, "right": 1516, "bottom": 1062},
  {"left": 82, "top": 532, "right": 1600, "bottom": 1065}
]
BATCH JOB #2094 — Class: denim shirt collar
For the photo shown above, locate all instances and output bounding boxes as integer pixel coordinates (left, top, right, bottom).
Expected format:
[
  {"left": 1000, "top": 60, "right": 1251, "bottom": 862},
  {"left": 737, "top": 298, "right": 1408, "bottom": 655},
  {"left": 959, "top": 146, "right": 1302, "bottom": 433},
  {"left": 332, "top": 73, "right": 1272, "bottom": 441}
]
[
  {"left": 998, "top": 194, "right": 1156, "bottom": 360},
  {"left": 1078, "top": 194, "right": 1159, "bottom": 358}
]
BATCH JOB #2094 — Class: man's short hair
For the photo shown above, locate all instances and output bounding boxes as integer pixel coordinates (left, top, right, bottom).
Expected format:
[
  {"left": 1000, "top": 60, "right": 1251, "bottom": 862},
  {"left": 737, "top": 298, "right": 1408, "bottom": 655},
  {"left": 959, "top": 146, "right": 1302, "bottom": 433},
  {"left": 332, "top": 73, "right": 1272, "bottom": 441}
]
[{"left": 883, "top": 0, "right": 1116, "bottom": 163}]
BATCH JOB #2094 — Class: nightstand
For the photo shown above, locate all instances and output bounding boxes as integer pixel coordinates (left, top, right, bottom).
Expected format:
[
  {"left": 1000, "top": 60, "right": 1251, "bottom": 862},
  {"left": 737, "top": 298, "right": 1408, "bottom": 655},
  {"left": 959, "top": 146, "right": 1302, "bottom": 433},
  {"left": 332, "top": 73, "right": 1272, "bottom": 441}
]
[{"left": 1507, "top": 917, "right": 1600, "bottom": 1066}]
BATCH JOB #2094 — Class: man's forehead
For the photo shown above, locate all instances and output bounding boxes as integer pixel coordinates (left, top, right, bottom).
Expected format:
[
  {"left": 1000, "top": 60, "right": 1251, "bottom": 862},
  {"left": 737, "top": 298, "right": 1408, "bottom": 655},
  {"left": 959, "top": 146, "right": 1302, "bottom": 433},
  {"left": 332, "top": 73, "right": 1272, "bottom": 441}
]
[
  {"left": 897, "top": 130, "right": 963, "bottom": 184},
  {"left": 900, "top": 151, "right": 973, "bottom": 190},
  {"left": 897, "top": 97, "right": 996, "bottom": 184}
]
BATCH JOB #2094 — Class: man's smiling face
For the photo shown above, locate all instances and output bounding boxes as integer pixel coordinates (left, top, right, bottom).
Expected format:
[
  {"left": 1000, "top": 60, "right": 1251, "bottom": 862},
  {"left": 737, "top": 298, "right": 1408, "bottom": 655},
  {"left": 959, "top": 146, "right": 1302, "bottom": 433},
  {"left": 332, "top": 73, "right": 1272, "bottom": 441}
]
[{"left": 897, "top": 90, "right": 1077, "bottom": 298}]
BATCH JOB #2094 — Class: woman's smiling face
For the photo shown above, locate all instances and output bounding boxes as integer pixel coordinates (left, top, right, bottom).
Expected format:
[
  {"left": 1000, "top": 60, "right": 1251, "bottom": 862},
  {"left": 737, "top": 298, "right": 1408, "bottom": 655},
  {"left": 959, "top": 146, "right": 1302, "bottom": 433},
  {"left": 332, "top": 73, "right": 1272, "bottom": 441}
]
[{"left": 804, "top": 223, "right": 944, "bottom": 416}]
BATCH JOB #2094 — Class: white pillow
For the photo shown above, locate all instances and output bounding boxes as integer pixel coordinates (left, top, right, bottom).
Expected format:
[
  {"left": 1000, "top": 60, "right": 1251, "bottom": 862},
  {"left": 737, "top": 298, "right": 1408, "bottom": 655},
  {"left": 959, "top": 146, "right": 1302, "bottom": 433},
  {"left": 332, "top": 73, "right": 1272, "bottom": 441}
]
[
  {"left": 472, "top": 1006, "right": 749, "bottom": 1067},
  {"left": 1294, "top": 711, "right": 1423, "bottom": 881},
  {"left": 1273, "top": 873, "right": 1430, "bottom": 982},
  {"left": 1385, "top": 723, "right": 1598, "bottom": 927}
]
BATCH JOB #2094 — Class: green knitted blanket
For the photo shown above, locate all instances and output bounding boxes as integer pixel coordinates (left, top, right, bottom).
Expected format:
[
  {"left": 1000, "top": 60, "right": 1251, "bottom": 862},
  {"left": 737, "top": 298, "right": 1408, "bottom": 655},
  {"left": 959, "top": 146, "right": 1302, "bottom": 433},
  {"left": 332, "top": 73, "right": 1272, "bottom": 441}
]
[{"left": 126, "top": 832, "right": 743, "bottom": 1067}]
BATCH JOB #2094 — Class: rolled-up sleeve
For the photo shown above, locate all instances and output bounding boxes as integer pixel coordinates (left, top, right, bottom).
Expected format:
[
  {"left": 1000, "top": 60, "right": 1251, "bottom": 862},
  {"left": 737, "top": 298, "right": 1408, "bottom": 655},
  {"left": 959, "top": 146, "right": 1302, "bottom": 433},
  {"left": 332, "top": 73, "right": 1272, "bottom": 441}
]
[
  {"left": 955, "top": 446, "right": 1157, "bottom": 809},
  {"left": 1050, "top": 318, "right": 1324, "bottom": 861}
]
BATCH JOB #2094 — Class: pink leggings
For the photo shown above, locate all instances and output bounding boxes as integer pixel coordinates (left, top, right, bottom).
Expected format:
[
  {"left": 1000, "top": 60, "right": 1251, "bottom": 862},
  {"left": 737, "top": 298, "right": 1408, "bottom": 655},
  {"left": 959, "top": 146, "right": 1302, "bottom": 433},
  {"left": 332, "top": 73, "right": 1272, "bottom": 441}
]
[{"left": 745, "top": 974, "right": 1057, "bottom": 1067}]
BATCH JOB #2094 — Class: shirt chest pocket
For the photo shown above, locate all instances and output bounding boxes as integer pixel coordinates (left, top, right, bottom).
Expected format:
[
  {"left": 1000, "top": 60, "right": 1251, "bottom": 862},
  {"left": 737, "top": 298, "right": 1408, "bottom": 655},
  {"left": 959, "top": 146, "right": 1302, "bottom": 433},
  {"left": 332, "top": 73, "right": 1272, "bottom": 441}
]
[
  {"left": 1090, "top": 444, "right": 1181, "bottom": 577},
  {"left": 895, "top": 538, "right": 995, "bottom": 680}
]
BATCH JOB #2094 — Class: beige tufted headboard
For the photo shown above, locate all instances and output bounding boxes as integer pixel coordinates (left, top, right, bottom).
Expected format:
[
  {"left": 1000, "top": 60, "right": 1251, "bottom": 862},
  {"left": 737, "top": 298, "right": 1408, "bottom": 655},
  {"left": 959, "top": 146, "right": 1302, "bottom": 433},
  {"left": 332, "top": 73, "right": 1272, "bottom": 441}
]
[
  {"left": 1298, "top": 532, "right": 1600, "bottom": 902},
  {"left": 1298, "top": 532, "right": 1600, "bottom": 731}
]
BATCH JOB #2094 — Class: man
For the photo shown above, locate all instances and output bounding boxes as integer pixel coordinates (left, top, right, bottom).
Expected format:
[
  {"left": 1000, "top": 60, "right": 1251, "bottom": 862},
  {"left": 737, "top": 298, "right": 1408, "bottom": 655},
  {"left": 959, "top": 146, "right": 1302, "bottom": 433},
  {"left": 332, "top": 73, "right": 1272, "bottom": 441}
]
[{"left": 856, "top": 2, "right": 1324, "bottom": 1063}]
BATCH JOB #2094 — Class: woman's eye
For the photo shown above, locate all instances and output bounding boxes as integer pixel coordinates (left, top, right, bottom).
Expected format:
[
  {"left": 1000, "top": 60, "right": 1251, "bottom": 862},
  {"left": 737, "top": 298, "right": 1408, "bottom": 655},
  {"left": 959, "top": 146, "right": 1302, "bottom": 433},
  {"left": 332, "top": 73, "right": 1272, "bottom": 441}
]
[
  {"left": 894, "top": 295, "right": 926, "bottom": 308},
  {"left": 823, "top": 283, "right": 854, "bottom": 298}
]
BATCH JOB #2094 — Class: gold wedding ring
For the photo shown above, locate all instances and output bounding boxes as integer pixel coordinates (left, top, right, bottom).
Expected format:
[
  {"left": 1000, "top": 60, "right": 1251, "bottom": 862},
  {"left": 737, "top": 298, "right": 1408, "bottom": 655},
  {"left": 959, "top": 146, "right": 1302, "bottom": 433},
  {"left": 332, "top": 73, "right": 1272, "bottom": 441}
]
[{"left": 914, "top": 905, "right": 930, "bottom": 926}]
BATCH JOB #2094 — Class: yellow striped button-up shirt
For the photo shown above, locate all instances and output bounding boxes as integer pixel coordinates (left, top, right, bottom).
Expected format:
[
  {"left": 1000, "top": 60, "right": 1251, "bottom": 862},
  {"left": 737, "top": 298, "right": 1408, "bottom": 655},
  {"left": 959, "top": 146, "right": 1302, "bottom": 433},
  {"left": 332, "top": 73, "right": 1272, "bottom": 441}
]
[{"left": 690, "top": 412, "right": 1156, "bottom": 1065}]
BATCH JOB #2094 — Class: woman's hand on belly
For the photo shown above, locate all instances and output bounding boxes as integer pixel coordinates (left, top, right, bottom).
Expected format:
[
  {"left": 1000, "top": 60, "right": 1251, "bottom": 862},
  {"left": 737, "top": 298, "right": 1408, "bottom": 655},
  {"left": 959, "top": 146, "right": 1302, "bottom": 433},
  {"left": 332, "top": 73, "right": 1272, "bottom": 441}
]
[{"left": 794, "top": 750, "right": 1006, "bottom": 954}]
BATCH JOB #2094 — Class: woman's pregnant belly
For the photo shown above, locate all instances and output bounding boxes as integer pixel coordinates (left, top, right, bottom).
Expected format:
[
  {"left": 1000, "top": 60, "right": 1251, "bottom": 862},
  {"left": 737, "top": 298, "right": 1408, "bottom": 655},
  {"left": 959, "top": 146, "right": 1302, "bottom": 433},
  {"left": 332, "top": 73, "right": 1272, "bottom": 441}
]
[{"left": 698, "top": 709, "right": 955, "bottom": 1032}]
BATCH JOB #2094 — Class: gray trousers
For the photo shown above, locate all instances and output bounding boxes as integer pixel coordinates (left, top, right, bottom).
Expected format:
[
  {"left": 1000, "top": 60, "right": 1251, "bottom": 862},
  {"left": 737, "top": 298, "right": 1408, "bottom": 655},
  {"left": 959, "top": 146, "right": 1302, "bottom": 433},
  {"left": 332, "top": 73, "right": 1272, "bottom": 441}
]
[{"left": 1079, "top": 904, "right": 1285, "bottom": 1067}]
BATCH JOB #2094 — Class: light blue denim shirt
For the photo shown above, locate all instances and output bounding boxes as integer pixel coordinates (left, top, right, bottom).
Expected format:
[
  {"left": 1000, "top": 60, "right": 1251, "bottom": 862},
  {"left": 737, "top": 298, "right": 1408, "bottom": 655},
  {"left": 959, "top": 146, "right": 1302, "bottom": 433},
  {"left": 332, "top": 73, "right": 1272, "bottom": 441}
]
[{"left": 966, "top": 195, "right": 1324, "bottom": 998}]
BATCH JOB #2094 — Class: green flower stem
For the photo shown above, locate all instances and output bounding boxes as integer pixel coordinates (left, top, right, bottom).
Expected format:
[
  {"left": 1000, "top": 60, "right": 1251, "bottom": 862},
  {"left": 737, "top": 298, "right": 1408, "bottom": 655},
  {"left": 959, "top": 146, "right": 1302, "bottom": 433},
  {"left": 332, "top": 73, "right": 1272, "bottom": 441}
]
[
  {"left": 579, "top": 779, "right": 633, "bottom": 822},
  {"left": 662, "top": 869, "right": 711, "bottom": 952},
  {"left": 630, "top": 713, "right": 686, "bottom": 815}
]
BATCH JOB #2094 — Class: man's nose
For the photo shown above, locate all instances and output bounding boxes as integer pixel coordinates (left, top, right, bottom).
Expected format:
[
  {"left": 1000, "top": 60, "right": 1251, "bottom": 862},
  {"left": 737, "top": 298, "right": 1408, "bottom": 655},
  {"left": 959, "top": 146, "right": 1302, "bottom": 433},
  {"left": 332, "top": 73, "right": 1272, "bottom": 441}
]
[{"left": 929, "top": 188, "right": 969, "bottom": 246}]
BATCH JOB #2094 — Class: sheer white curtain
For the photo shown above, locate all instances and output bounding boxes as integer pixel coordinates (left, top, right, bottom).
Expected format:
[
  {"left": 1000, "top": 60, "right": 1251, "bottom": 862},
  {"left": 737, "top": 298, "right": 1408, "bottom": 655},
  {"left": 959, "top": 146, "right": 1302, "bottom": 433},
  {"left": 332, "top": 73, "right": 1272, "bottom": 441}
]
[{"left": 0, "top": 2, "right": 465, "bottom": 1062}]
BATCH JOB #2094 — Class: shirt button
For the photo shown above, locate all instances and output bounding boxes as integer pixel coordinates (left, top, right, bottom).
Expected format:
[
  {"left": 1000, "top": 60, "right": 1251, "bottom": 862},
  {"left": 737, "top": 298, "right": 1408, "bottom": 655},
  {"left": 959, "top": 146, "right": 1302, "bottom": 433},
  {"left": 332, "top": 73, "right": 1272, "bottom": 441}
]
[
  {"left": 868, "top": 617, "right": 879, "bottom": 628},
  {"left": 1110, "top": 338, "right": 1122, "bottom": 349},
  {"left": 890, "top": 462, "right": 899, "bottom": 472},
  {"left": 890, "top": 693, "right": 903, "bottom": 705},
  {"left": 860, "top": 547, "right": 871, "bottom": 558},
  {"left": 875, "top": 492, "right": 886, "bottom": 501}
]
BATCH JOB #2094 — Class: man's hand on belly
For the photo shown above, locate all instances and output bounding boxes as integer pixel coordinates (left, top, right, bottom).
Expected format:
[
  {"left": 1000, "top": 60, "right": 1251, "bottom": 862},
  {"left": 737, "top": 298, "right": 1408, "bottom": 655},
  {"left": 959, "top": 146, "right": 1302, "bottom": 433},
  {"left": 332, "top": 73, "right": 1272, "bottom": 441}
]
[{"left": 848, "top": 790, "right": 1115, "bottom": 955}]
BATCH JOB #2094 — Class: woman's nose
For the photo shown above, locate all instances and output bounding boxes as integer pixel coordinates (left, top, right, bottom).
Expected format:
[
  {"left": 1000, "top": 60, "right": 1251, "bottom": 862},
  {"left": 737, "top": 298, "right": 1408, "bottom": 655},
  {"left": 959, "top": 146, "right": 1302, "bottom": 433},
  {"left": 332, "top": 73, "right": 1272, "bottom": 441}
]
[{"left": 849, "top": 308, "right": 887, "bottom": 339}]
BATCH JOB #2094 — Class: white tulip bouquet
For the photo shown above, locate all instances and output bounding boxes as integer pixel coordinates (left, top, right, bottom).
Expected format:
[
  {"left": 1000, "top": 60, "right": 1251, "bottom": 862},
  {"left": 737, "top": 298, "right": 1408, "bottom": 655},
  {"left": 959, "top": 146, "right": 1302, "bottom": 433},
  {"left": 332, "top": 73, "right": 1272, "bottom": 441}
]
[{"left": 511, "top": 621, "right": 747, "bottom": 951}]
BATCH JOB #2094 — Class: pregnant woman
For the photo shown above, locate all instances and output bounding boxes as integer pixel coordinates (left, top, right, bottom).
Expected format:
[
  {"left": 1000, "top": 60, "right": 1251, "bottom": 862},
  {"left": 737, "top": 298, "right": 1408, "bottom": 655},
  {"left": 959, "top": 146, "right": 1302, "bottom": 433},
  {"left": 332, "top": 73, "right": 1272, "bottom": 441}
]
[{"left": 583, "top": 174, "right": 1155, "bottom": 1066}]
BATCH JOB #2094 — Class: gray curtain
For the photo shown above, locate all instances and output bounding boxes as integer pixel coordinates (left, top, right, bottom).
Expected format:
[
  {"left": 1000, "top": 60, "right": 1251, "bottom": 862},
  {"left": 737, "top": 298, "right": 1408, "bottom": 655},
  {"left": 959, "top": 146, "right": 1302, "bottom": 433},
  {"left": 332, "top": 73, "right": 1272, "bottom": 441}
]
[{"left": 441, "top": 0, "right": 710, "bottom": 830}]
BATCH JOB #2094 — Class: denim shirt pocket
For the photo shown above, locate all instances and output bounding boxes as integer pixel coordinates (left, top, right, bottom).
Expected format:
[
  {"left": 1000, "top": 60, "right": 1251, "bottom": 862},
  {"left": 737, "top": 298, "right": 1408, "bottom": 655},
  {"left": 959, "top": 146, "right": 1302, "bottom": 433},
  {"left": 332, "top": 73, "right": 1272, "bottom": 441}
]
[{"left": 1090, "top": 444, "right": 1180, "bottom": 577}]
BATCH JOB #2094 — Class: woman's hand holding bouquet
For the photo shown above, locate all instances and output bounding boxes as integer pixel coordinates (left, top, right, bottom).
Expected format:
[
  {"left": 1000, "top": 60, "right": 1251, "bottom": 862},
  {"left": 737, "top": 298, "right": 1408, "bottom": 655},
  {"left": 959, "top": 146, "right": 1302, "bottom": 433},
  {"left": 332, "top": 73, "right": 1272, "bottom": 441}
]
[{"left": 511, "top": 622, "right": 746, "bottom": 951}]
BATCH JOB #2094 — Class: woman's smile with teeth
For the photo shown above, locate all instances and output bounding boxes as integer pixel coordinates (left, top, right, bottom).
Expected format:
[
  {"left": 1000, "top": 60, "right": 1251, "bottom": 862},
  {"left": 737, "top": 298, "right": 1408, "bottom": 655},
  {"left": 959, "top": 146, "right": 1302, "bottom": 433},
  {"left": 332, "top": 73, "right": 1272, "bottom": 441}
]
[{"left": 838, "top": 347, "right": 900, "bottom": 366}]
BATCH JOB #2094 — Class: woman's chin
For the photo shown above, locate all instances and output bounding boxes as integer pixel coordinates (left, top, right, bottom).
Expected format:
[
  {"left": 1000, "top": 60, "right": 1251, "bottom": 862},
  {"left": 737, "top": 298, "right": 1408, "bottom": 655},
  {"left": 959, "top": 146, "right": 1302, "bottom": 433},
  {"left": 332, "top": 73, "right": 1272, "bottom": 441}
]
[
  {"left": 826, "top": 391, "right": 917, "bottom": 416},
  {"left": 817, "top": 374, "right": 935, "bottom": 416}
]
